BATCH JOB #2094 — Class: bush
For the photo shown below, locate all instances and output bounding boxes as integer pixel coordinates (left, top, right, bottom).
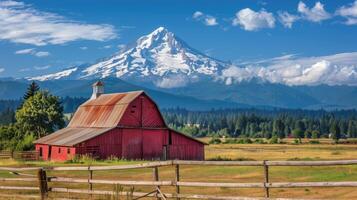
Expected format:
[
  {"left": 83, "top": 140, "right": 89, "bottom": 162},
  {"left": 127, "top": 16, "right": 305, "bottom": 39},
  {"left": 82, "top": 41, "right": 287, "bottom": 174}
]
[
  {"left": 254, "top": 138, "right": 267, "bottom": 144},
  {"left": 209, "top": 137, "right": 222, "bottom": 144},
  {"left": 293, "top": 138, "right": 301, "bottom": 144},
  {"left": 15, "top": 134, "right": 35, "bottom": 151},
  {"left": 309, "top": 140, "right": 320, "bottom": 144},
  {"left": 269, "top": 135, "right": 279, "bottom": 144}
]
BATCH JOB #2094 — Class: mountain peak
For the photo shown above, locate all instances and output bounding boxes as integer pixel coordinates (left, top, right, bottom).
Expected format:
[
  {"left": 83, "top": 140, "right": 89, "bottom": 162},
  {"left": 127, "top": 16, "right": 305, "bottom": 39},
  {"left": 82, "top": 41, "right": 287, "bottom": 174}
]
[
  {"left": 30, "top": 27, "right": 226, "bottom": 87},
  {"left": 152, "top": 26, "right": 169, "bottom": 34}
]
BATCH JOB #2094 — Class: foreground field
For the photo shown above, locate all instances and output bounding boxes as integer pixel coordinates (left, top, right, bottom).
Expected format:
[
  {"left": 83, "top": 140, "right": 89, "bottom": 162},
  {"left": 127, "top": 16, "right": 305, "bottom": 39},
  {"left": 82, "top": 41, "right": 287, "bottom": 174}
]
[{"left": 0, "top": 141, "right": 357, "bottom": 199}]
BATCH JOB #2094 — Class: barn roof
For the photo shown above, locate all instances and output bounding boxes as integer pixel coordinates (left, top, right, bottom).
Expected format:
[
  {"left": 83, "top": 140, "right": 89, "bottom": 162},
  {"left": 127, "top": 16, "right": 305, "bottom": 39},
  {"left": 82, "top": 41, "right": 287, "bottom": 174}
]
[
  {"left": 68, "top": 90, "right": 144, "bottom": 128},
  {"left": 34, "top": 127, "right": 113, "bottom": 146}
]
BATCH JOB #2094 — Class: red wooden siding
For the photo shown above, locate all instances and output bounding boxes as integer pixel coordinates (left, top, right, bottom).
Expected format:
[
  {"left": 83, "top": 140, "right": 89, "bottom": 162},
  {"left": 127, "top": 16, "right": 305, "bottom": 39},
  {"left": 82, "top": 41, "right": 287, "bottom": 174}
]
[
  {"left": 142, "top": 129, "right": 167, "bottom": 160},
  {"left": 168, "top": 130, "right": 205, "bottom": 160},
  {"left": 119, "top": 94, "right": 165, "bottom": 128},
  {"left": 75, "top": 128, "right": 122, "bottom": 159},
  {"left": 35, "top": 144, "right": 49, "bottom": 160},
  {"left": 36, "top": 144, "right": 75, "bottom": 161}
]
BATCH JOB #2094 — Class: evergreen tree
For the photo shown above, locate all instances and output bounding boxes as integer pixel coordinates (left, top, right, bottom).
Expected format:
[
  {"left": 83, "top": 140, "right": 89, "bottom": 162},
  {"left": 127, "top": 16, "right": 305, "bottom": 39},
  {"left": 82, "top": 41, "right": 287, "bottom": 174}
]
[
  {"left": 23, "top": 81, "right": 40, "bottom": 100},
  {"left": 330, "top": 121, "right": 341, "bottom": 143}
]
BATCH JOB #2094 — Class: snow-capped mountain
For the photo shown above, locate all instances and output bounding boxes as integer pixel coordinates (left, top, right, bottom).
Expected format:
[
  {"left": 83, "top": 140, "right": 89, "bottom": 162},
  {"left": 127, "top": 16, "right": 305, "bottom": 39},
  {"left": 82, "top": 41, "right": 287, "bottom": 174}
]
[
  {"left": 30, "top": 27, "right": 357, "bottom": 87},
  {"left": 30, "top": 27, "right": 227, "bottom": 88}
]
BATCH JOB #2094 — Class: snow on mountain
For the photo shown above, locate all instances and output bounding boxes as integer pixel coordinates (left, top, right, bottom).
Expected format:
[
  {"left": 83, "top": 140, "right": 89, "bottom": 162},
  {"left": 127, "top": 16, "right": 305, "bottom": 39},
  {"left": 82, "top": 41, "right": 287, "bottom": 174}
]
[
  {"left": 31, "top": 27, "right": 226, "bottom": 88},
  {"left": 30, "top": 27, "right": 357, "bottom": 87}
]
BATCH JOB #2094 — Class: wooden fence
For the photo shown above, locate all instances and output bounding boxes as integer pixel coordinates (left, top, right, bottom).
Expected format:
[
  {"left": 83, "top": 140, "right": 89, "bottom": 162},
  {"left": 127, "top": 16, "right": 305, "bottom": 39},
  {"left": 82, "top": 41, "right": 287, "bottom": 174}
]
[
  {"left": 0, "top": 160, "right": 357, "bottom": 200},
  {"left": 0, "top": 151, "right": 39, "bottom": 161}
]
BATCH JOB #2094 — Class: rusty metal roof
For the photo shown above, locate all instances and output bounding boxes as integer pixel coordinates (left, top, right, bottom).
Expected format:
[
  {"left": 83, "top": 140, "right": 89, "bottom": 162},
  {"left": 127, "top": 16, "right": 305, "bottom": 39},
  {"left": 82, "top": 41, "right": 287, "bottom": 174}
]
[
  {"left": 68, "top": 91, "right": 144, "bottom": 128},
  {"left": 34, "top": 127, "right": 113, "bottom": 146}
]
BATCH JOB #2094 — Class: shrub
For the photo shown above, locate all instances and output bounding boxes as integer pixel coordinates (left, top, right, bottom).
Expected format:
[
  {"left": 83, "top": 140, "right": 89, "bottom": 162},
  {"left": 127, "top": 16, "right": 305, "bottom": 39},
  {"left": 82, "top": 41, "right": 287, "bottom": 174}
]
[
  {"left": 254, "top": 138, "right": 267, "bottom": 144},
  {"left": 309, "top": 140, "right": 320, "bottom": 144},
  {"left": 209, "top": 137, "right": 222, "bottom": 144},
  {"left": 269, "top": 135, "right": 279, "bottom": 144}
]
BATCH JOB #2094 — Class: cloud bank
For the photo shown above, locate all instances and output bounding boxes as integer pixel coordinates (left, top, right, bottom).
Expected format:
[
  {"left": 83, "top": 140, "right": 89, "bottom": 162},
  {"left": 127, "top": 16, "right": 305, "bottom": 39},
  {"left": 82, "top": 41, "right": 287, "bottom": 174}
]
[
  {"left": 220, "top": 52, "right": 357, "bottom": 86},
  {"left": 0, "top": 1, "right": 116, "bottom": 46}
]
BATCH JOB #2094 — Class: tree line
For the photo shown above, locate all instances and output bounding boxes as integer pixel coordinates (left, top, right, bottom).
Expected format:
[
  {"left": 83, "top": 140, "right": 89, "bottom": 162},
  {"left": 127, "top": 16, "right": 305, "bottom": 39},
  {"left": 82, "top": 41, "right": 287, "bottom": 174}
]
[{"left": 162, "top": 108, "right": 357, "bottom": 142}]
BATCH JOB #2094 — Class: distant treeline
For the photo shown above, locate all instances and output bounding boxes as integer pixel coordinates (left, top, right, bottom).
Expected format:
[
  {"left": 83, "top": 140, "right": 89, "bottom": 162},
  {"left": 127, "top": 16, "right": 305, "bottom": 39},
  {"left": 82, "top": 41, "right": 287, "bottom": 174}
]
[
  {"left": 0, "top": 97, "right": 87, "bottom": 125},
  {"left": 162, "top": 108, "right": 357, "bottom": 139}
]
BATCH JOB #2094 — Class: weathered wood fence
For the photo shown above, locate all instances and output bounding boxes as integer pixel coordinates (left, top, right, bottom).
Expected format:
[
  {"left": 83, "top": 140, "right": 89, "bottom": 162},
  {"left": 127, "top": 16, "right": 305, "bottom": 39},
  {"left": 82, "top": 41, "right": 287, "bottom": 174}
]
[
  {"left": 0, "top": 159, "right": 357, "bottom": 200},
  {"left": 0, "top": 150, "right": 39, "bottom": 161}
]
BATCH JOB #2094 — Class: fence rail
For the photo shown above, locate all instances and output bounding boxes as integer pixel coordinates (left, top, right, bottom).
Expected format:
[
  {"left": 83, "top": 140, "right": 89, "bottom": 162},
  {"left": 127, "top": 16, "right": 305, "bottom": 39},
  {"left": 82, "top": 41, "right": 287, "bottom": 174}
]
[
  {"left": 0, "top": 151, "right": 39, "bottom": 161},
  {"left": 0, "top": 159, "right": 357, "bottom": 200}
]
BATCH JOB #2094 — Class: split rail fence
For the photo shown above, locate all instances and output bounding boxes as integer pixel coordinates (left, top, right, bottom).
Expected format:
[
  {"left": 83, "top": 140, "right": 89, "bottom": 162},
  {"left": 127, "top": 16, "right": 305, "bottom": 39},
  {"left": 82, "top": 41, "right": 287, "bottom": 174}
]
[
  {"left": 0, "top": 159, "right": 357, "bottom": 200},
  {"left": 0, "top": 150, "right": 39, "bottom": 161}
]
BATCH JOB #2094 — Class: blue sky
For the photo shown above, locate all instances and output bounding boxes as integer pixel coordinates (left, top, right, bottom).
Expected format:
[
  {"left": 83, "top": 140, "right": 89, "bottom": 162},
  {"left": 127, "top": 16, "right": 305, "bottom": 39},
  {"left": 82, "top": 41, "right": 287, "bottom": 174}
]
[{"left": 1, "top": 0, "right": 357, "bottom": 78}]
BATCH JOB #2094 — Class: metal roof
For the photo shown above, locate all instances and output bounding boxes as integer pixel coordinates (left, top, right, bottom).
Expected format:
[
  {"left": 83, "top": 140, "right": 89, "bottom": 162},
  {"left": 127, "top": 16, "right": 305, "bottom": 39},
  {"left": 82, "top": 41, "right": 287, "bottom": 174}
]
[
  {"left": 34, "top": 127, "right": 113, "bottom": 146},
  {"left": 68, "top": 91, "right": 144, "bottom": 128}
]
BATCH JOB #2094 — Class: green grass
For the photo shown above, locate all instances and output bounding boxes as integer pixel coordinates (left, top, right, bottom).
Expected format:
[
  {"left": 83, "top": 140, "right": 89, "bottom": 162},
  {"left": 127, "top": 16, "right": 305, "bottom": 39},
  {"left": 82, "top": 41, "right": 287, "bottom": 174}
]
[{"left": 1, "top": 142, "right": 357, "bottom": 199}]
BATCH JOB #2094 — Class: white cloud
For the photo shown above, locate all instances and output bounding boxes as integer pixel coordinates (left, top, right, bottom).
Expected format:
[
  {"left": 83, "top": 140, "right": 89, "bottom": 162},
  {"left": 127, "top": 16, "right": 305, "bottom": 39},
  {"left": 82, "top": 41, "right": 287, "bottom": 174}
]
[
  {"left": 0, "top": 1, "right": 116, "bottom": 46},
  {"left": 15, "top": 48, "right": 35, "bottom": 55},
  {"left": 34, "top": 65, "right": 50, "bottom": 70},
  {"left": 297, "top": 1, "right": 331, "bottom": 22},
  {"left": 34, "top": 51, "right": 50, "bottom": 57},
  {"left": 103, "top": 45, "right": 112, "bottom": 49},
  {"left": 155, "top": 75, "right": 189, "bottom": 88},
  {"left": 19, "top": 68, "right": 30, "bottom": 72},
  {"left": 204, "top": 16, "right": 218, "bottom": 26},
  {"left": 278, "top": 11, "right": 299, "bottom": 28},
  {"left": 14, "top": 48, "right": 49, "bottom": 57},
  {"left": 193, "top": 11, "right": 203, "bottom": 19},
  {"left": 192, "top": 11, "right": 218, "bottom": 26},
  {"left": 0, "top": 68, "right": 5, "bottom": 73},
  {"left": 336, "top": 1, "right": 357, "bottom": 25},
  {"left": 220, "top": 52, "right": 357, "bottom": 86},
  {"left": 80, "top": 46, "right": 88, "bottom": 50},
  {"left": 232, "top": 8, "right": 275, "bottom": 31}
]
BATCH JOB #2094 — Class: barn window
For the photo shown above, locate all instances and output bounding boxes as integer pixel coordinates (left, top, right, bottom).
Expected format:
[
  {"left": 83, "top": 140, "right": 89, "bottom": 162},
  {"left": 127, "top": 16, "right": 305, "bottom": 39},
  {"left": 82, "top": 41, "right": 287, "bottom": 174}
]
[
  {"left": 131, "top": 110, "right": 135, "bottom": 113},
  {"left": 67, "top": 148, "right": 71, "bottom": 154},
  {"left": 58, "top": 148, "right": 61, "bottom": 154},
  {"left": 132, "top": 105, "right": 137, "bottom": 108},
  {"left": 39, "top": 147, "right": 42, "bottom": 157}
]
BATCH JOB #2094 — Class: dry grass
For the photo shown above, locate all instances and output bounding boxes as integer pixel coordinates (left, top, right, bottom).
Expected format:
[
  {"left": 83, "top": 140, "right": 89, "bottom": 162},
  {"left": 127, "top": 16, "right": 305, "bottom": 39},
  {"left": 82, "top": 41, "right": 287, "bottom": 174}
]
[{"left": 0, "top": 140, "right": 357, "bottom": 199}]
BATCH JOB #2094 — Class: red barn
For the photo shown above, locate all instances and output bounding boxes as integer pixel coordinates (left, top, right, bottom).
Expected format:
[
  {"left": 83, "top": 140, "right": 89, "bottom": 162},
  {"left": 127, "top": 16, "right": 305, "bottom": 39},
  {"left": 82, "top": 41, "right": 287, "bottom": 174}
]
[{"left": 34, "top": 81, "right": 205, "bottom": 161}]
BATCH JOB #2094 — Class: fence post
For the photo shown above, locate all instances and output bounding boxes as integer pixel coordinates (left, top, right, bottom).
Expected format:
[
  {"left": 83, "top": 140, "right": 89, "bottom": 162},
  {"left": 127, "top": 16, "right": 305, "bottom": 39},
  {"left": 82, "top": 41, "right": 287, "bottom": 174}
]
[
  {"left": 37, "top": 168, "right": 48, "bottom": 200},
  {"left": 153, "top": 166, "right": 160, "bottom": 199},
  {"left": 263, "top": 160, "right": 270, "bottom": 198},
  {"left": 175, "top": 164, "right": 180, "bottom": 200}
]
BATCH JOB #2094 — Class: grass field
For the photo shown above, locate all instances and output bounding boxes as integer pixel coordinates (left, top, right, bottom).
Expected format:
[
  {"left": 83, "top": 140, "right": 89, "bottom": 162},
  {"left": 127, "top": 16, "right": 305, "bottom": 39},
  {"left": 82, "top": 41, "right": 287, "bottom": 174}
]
[{"left": 0, "top": 139, "right": 357, "bottom": 199}]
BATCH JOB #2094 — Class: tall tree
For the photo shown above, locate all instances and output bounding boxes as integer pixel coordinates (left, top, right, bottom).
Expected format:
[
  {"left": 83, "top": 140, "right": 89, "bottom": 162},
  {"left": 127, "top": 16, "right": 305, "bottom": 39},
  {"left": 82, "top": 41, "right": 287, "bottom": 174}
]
[
  {"left": 16, "top": 91, "right": 65, "bottom": 138},
  {"left": 23, "top": 81, "right": 40, "bottom": 100},
  {"left": 330, "top": 121, "right": 341, "bottom": 143}
]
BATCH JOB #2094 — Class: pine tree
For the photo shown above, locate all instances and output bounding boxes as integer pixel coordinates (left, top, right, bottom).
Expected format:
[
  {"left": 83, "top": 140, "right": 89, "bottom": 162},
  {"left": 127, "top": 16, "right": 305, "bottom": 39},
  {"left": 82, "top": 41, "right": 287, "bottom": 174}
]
[
  {"left": 23, "top": 81, "right": 40, "bottom": 100},
  {"left": 330, "top": 121, "right": 341, "bottom": 143}
]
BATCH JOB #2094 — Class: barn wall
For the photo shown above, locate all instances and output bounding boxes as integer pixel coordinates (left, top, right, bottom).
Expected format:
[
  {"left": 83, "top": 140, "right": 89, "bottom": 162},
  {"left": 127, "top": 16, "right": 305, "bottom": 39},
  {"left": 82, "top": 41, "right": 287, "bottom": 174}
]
[
  {"left": 35, "top": 144, "right": 49, "bottom": 160},
  {"left": 119, "top": 94, "right": 165, "bottom": 128},
  {"left": 50, "top": 146, "right": 76, "bottom": 161},
  {"left": 169, "top": 130, "right": 205, "bottom": 160},
  {"left": 75, "top": 128, "right": 122, "bottom": 159},
  {"left": 142, "top": 129, "right": 168, "bottom": 160},
  {"left": 141, "top": 95, "right": 165, "bottom": 127}
]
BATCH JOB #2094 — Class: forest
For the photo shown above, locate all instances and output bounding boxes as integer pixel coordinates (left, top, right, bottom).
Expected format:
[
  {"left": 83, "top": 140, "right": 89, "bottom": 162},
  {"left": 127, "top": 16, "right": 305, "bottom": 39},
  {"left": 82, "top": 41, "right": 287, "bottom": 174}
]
[{"left": 162, "top": 108, "right": 357, "bottom": 141}]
